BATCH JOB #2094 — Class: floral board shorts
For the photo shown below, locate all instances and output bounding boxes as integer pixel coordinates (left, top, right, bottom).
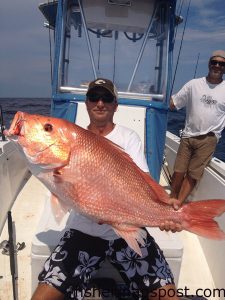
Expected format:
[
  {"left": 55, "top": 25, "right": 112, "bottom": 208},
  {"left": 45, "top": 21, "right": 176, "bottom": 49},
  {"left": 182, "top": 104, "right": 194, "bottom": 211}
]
[{"left": 38, "top": 229, "right": 174, "bottom": 299}]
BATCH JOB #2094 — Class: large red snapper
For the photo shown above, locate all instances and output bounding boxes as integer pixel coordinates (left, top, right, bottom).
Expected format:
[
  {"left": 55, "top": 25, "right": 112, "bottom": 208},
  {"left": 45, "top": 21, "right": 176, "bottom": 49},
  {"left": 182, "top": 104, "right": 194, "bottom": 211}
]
[{"left": 5, "top": 111, "right": 225, "bottom": 256}]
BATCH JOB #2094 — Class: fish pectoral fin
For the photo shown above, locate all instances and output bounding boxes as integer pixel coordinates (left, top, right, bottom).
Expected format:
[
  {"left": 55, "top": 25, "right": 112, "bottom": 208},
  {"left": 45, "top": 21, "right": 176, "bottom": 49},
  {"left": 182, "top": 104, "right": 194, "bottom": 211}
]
[
  {"left": 112, "top": 224, "right": 147, "bottom": 257},
  {"left": 52, "top": 169, "right": 76, "bottom": 185},
  {"left": 50, "top": 193, "right": 70, "bottom": 224}
]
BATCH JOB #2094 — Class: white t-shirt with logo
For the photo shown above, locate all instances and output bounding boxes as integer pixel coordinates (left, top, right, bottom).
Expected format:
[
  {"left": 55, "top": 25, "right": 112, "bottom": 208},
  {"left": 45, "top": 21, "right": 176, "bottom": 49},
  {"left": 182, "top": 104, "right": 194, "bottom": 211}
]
[
  {"left": 173, "top": 77, "right": 225, "bottom": 139},
  {"left": 66, "top": 124, "right": 149, "bottom": 240}
]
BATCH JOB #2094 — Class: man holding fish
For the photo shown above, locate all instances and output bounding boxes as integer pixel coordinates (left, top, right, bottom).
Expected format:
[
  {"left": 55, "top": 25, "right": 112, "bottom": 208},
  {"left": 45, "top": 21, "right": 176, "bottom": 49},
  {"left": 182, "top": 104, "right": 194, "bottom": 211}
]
[
  {"left": 5, "top": 79, "right": 225, "bottom": 299},
  {"left": 30, "top": 78, "right": 180, "bottom": 299}
]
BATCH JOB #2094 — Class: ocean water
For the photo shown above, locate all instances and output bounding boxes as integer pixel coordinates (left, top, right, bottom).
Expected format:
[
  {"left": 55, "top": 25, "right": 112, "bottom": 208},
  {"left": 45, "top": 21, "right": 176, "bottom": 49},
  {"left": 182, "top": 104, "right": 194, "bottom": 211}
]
[{"left": 0, "top": 97, "right": 225, "bottom": 162}]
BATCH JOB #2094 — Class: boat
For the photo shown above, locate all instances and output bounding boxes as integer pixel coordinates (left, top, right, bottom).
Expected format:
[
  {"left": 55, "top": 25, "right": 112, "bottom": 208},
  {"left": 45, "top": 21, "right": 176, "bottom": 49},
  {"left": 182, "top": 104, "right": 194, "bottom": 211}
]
[{"left": 0, "top": 0, "right": 225, "bottom": 299}]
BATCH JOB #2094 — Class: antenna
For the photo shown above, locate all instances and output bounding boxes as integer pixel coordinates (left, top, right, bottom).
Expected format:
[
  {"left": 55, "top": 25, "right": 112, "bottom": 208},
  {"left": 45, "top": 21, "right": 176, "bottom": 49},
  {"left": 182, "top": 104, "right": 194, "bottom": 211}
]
[
  {"left": 170, "top": 0, "right": 192, "bottom": 97},
  {"left": 193, "top": 53, "right": 200, "bottom": 79}
]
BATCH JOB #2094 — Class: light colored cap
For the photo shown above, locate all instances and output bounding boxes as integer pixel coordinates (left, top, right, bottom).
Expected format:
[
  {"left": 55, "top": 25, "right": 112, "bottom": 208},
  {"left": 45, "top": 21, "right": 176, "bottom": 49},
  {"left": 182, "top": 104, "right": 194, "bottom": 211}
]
[{"left": 210, "top": 50, "right": 225, "bottom": 60}]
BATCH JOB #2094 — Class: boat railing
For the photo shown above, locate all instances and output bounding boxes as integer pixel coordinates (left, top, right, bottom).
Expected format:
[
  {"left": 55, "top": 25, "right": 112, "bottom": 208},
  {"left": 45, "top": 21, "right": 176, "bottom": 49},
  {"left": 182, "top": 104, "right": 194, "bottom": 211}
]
[
  {"left": 165, "top": 131, "right": 225, "bottom": 190},
  {"left": 59, "top": 86, "right": 164, "bottom": 101},
  {"left": 208, "top": 158, "right": 225, "bottom": 181}
]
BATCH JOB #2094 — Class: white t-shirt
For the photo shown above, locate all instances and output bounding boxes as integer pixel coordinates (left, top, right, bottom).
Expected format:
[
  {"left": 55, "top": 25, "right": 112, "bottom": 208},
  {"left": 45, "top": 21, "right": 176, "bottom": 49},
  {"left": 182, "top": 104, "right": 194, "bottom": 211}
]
[
  {"left": 66, "top": 124, "right": 149, "bottom": 240},
  {"left": 173, "top": 77, "right": 225, "bottom": 139}
]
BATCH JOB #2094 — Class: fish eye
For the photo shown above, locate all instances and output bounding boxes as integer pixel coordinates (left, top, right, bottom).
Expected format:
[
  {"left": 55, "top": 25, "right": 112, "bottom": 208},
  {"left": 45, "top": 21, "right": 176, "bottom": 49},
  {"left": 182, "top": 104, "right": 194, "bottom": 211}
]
[{"left": 44, "top": 123, "right": 53, "bottom": 132}]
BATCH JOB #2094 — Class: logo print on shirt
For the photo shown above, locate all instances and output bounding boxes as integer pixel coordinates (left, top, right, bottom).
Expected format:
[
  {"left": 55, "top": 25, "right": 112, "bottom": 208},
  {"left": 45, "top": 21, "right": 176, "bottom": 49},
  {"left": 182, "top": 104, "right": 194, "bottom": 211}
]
[{"left": 200, "top": 95, "right": 217, "bottom": 107}]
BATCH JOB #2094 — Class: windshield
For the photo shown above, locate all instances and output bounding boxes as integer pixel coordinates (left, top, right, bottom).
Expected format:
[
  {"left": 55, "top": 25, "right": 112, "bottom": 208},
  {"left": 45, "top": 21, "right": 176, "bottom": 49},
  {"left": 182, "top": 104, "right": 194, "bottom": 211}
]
[{"left": 59, "top": 0, "right": 170, "bottom": 100}]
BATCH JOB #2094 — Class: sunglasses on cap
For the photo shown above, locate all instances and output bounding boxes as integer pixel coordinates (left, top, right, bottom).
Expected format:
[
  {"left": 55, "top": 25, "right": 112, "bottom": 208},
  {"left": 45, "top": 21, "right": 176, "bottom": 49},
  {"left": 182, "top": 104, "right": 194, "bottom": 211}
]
[
  {"left": 210, "top": 60, "right": 225, "bottom": 67},
  {"left": 87, "top": 93, "right": 116, "bottom": 103}
]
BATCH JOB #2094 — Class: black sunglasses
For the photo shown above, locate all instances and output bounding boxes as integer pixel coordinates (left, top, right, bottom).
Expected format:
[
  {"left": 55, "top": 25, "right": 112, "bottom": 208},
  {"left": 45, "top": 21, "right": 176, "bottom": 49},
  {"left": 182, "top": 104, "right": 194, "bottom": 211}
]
[
  {"left": 210, "top": 60, "right": 225, "bottom": 67},
  {"left": 87, "top": 93, "right": 115, "bottom": 103}
]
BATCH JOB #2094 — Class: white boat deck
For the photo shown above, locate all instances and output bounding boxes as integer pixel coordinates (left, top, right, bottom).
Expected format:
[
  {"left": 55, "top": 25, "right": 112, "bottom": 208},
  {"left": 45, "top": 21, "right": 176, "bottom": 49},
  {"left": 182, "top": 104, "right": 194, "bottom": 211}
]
[
  {"left": 0, "top": 175, "right": 221, "bottom": 300},
  {"left": 0, "top": 177, "right": 46, "bottom": 300}
]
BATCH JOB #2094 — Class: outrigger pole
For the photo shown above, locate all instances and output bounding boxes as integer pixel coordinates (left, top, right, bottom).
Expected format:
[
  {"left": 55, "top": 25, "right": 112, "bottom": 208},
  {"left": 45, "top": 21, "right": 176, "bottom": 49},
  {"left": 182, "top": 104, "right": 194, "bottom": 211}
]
[
  {"left": 193, "top": 52, "right": 200, "bottom": 79},
  {"left": 0, "top": 105, "right": 6, "bottom": 141},
  {"left": 8, "top": 211, "right": 18, "bottom": 300}
]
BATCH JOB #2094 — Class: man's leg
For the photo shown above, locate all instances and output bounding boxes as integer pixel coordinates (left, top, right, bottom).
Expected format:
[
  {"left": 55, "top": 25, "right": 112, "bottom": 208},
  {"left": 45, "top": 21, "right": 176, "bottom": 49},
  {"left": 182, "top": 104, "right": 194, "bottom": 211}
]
[
  {"left": 181, "top": 134, "right": 217, "bottom": 203},
  {"left": 109, "top": 229, "right": 180, "bottom": 300},
  {"left": 31, "top": 229, "right": 108, "bottom": 300},
  {"left": 170, "top": 138, "right": 191, "bottom": 200},
  {"left": 170, "top": 171, "right": 185, "bottom": 199},
  {"left": 32, "top": 283, "right": 65, "bottom": 300},
  {"left": 176, "top": 134, "right": 217, "bottom": 204},
  {"left": 177, "top": 174, "right": 197, "bottom": 204}
]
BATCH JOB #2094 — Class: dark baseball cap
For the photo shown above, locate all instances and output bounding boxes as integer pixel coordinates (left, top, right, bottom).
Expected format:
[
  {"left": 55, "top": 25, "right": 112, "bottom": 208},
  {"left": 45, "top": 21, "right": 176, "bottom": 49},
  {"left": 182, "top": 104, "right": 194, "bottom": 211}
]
[{"left": 86, "top": 78, "right": 118, "bottom": 100}]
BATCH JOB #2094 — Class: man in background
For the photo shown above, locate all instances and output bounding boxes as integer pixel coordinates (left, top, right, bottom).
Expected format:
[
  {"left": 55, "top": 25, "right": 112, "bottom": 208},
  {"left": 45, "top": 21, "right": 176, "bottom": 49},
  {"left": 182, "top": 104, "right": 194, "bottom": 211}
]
[{"left": 170, "top": 50, "right": 225, "bottom": 204}]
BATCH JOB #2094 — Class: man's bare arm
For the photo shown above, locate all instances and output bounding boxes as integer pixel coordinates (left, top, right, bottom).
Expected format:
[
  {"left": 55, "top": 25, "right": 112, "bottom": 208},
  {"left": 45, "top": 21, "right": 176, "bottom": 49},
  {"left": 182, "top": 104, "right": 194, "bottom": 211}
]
[{"left": 170, "top": 97, "right": 176, "bottom": 110}]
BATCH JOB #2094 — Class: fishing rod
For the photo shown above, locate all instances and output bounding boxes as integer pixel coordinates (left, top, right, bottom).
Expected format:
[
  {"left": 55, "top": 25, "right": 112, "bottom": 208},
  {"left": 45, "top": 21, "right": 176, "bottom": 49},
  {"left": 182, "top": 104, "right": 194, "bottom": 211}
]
[
  {"left": 193, "top": 52, "right": 200, "bottom": 79},
  {"left": 0, "top": 105, "right": 6, "bottom": 141},
  {"left": 170, "top": 0, "right": 192, "bottom": 97},
  {"left": 8, "top": 211, "right": 18, "bottom": 300},
  {"left": 163, "top": 1, "right": 192, "bottom": 185},
  {"left": 162, "top": 156, "right": 172, "bottom": 185}
]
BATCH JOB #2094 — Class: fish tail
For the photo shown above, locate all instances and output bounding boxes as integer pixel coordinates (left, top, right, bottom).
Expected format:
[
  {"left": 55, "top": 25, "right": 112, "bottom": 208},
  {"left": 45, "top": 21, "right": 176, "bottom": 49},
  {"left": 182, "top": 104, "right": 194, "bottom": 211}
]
[{"left": 182, "top": 199, "right": 225, "bottom": 239}]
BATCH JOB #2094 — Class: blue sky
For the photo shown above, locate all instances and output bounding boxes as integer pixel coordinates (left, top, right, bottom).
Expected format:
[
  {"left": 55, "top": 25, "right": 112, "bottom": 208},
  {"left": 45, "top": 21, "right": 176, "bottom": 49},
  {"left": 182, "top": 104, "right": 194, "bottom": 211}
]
[
  {"left": 0, "top": 0, "right": 225, "bottom": 97},
  {"left": 173, "top": 0, "right": 225, "bottom": 93}
]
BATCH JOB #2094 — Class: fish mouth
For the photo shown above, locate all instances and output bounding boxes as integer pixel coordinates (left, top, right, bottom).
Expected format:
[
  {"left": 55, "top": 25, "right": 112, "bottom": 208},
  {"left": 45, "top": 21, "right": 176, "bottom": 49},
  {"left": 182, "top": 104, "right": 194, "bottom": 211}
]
[{"left": 4, "top": 111, "right": 56, "bottom": 157}]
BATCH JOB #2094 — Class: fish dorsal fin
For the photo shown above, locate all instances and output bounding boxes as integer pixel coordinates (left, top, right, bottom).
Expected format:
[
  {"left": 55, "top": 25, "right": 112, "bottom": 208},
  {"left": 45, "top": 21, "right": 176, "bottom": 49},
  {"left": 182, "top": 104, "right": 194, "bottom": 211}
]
[
  {"left": 102, "top": 137, "right": 170, "bottom": 205},
  {"left": 138, "top": 171, "right": 170, "bottom": 204}
]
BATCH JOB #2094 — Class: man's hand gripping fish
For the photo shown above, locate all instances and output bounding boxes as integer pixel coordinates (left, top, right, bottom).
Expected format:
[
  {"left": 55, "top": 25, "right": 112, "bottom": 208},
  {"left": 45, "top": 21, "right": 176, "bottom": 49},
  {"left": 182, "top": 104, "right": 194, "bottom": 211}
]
[{"left": 5, "top": 112, "right": 225, "bottom": 256}]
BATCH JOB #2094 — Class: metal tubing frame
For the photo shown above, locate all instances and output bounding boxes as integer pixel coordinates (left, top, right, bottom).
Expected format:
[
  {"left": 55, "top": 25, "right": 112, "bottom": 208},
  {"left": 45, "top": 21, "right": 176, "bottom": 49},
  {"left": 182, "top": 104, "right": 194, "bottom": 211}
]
[
  {"left": 77, "top": 0, "right": 97, "bottom": 79},
  {"left": 127, "top": 1, "right": 158, "bottom": 91}
]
